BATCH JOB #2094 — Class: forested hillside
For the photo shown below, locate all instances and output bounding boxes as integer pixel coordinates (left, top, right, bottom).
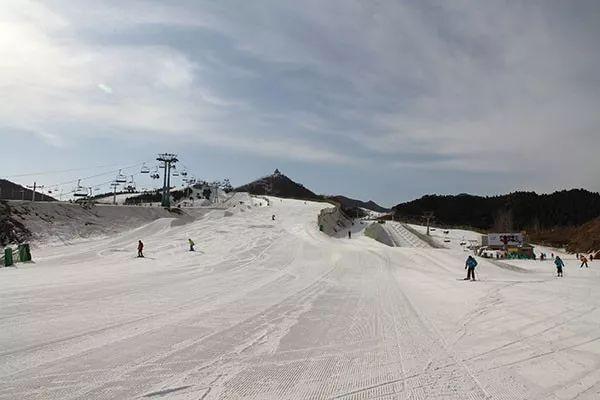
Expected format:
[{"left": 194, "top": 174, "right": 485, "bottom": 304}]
[{"left": 393, "top": 189, "right": 600, "bottom": 231}]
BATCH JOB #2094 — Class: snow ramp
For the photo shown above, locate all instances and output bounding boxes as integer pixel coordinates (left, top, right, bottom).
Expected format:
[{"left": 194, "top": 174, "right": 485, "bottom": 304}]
[{"left": 365, "top": 221, "right": 431, "bottom": 248}]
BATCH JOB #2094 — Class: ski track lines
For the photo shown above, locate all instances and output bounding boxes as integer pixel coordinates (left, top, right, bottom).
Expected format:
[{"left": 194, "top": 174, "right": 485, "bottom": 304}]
[
  {"left": 2, "top": 198, "right": 600, "bottom": 399},
  {"left": 382, "top": 223, "right": 430, "bottom": 249}
]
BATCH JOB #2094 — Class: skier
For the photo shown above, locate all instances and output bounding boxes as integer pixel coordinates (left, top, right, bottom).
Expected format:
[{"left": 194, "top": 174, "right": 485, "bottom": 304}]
[
  {"left": 465, "top": 255, "right": 477, "bottom": 281},
  {"left": 137, "top": 240, "right": 144, "bottom": 258},
  {"left": 348, "top": 230, "right": 352, "bottom": 239},
  {"left": 188, "top": 238, "right": 195, "bottom": 252},
  {"left": 272, "top": 214, "right": 276, "bottom": 221},
  {"left": 555, "top": 256, "right": 564, "bottom": 277},
  {"left": 580, "top": 255, "right": 589, "bottom": 268}
]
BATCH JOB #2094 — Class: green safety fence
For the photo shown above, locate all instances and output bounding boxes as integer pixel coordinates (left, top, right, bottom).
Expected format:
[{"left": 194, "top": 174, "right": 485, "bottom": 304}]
[
  {"left": 1, "top": 243, "right": 32, "bottom": 267},
  {"left": 3, "top": 248, "right": 13, "bottom": 267}
]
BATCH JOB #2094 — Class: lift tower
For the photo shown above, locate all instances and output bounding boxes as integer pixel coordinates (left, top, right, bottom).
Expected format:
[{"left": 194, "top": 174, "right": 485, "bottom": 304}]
[
  {"left": 421, "top": 211, "right": 435, "bottom": 236},
  {"left": 157, "top": 153, "right": 178, "bottom": 207}
]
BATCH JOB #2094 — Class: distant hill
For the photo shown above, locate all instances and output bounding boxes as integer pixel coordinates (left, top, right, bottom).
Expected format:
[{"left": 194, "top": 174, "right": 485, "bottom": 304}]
[
  {"left": 235, "top": 170, "right": 390, "bottom": 214},
  {"left": 326, "top": 195, "right": 389, "bottom": 213},
  {"left": 235, "top": 170, "right": 321, "bottom": 201},
  {"left": 529, "top": 217, "right": 600, "bottom": 254},
  {"left": 392, "top": 189, "right": 600, "bottom": 232},
  {"left": 0, "top": 179, "right": 56, "bottom": 201}
]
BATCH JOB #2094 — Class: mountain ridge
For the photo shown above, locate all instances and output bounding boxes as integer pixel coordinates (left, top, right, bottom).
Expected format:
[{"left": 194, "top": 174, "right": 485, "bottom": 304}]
[{"left": 234, "top": 170, "right": 388, "bottom": 213}]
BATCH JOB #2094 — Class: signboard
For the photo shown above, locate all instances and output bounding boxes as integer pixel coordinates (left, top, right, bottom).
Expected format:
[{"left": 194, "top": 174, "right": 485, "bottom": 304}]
[{"left": 486, "top": 233, "right": 524, "bottom": 247}]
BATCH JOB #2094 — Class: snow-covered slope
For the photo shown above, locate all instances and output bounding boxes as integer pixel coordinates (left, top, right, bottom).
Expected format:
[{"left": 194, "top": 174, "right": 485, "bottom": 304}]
[
  {"left": 2, "top": 201, "right": 205, "bottom": 247},
  {"left": 2, "top": 198, "right": 600, "bottom": 399}
]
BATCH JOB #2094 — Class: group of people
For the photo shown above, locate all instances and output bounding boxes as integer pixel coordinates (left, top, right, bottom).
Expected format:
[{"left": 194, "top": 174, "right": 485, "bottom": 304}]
[
  {"left": 136, "top": 238, "right": 196, "bottom": 258},
  {"left": 465, "top": 252, "right": 592, "bottom": 280},
  {"left": 555, "top": 254, "right": 593, "bottom": 276}
]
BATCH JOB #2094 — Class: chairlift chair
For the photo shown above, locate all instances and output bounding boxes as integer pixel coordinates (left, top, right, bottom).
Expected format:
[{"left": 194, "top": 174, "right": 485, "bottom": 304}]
[
  {"left": 140, "top": 163, "right": 150, "bottom": 174},
  {"left": 73, "top": 179, "right": 88, "bottom": 197},
  {"left": 115, "top": 169, "right": 127, "bottom": 183}
]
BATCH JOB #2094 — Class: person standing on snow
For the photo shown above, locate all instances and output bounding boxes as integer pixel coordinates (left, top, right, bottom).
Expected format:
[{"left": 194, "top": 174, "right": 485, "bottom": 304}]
[
  {"left": 137, "top": 240, "right": 144, "bottom": 258},
  {"left": 348, "top": 230, "right": 352, "bottom": 239},
  {"left": 188, "top": 238, "right": 195, "bottom": 252},
  {"left": 555, "top": 256, "right": 564, "bottom": 277},
  {"left": 465, "top": 255, "right": 478, "bottom": 281},
  {"left": 272, "top": 214, "right": 276, "bottom": 221},
  {"left": 580, "top": 255, "right": 589, "bottom": 268}
]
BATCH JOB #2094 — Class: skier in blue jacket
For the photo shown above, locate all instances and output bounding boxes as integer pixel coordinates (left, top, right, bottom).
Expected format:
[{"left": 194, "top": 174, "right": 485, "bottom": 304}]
[
  {"left": 465, "top": 256, "right": 478, "bottom": 281},
  {"left": 555, "top": 256, "right": 564, "bottom": 277}
]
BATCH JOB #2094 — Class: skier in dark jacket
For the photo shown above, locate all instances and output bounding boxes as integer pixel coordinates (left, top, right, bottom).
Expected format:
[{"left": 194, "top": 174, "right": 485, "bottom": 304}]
[
  {"left": 137, "top": 240, "right": 144, "bottom": 258},
  {"left": 188, "top": 238, "right": 195, "bottom": 252},
  {"left": 465, "top": 256, "right": 477, "bottom": 281},
  {"left": 555, "top": 256, "right": 564, "bottom": 277},
  {"left": 580, "top": 255, "right": 589, "bottom": 268}
]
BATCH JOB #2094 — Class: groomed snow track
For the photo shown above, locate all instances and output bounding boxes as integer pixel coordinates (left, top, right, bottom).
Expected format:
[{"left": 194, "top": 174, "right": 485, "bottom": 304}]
[
  {"left": 1, "top": 197, "right": 600, "bottom": 399},
  {"left": 383, "top": 222, "right": 430, "bottom": 248}
]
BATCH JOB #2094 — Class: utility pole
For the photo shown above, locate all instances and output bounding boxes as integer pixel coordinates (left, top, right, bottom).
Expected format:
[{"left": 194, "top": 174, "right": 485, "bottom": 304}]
[
  {"left": 111, "top": 182, "right": 119, "bottom": 205},
  {"left": 156, "top": 153, "right": 178, "bottom": 208},
  {"left": 26, "top": 182, "right": 44, "bottom": 201},
  {"left": 421, "top": 211, "right": 435, "bottom": 236}
]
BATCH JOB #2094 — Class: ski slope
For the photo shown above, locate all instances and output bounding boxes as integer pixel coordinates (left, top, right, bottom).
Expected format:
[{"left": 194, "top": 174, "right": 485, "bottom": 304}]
[{"left": 2, "top": 197, "right": 600, "bottom": 399}]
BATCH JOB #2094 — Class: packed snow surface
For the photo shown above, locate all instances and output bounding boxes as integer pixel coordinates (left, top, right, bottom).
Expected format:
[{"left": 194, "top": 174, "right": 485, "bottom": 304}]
[{"left": 2, "top": 197, "right": 600, "bottom": 399}]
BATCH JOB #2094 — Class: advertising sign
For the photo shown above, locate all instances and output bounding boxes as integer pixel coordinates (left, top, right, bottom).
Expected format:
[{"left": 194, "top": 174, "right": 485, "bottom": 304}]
[{"left": 487, "top": 233, "right": 524, "bottom": 247}]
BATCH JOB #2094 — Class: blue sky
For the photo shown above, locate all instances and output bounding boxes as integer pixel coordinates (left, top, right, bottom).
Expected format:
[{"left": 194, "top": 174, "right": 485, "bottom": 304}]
[{"left": 1, "top": 1, "right": 599, "bottom": 206}]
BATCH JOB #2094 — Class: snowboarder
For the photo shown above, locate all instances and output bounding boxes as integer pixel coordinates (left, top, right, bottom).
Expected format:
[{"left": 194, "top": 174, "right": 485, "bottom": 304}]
[
  {"left": 465, "top": 255, "right": 477, "bottom": 281},
  {"left": 580, "top": 255, "right": 589, "bottom": 268},
  {"left": 555, "top": 256, "right": 564, "bottom": 277},
  {"left": 137, "top": 240, "right": 144, "bottom": 258},
  {"left": 188, "top": 238, "right": 195, "bottom": 252},
  {"left": 348, "top": 230, "right": 352, "bottom": 239}
]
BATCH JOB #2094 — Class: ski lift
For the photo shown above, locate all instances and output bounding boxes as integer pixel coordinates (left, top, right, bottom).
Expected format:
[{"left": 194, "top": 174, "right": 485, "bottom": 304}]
[
  {"left": 115, "top": 169, "right": 127, "bottom": 183},
  {"left": 140, "top": 163, "right": 150, "bottom": 174},
  {"left": 150, "top": 165, "right": 160, "bottom": 179},
  {"left": 73, "top": 179, "right": 88, "bottom": 197},
  {"left": 172, "top": 170, "right": 180, "bottom": 177},
  {"left": 125, "top": 175, "right": 136, "bottom": 193}
]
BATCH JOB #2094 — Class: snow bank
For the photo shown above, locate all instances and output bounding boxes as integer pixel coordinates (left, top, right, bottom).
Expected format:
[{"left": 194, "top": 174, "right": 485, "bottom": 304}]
[
  {"left": 317, "top": 206, "right": 353, "bottom": 238},
  {"left": 3, "top": 201, "right": 206, "bottom": 246},
  {"left": 364, "top": 222, "right": 395, "bottom": 246}
]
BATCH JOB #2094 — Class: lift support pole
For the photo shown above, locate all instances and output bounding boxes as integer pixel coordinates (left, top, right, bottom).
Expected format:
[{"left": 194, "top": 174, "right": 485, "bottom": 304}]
[{"left": 157, "top": 153, "right": 178, "bottom": 208}]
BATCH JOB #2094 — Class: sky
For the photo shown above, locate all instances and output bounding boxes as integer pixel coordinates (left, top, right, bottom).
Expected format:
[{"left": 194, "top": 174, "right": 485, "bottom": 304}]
[{"left": 1, "top": 0, "right": 599, "bottom": 206}]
